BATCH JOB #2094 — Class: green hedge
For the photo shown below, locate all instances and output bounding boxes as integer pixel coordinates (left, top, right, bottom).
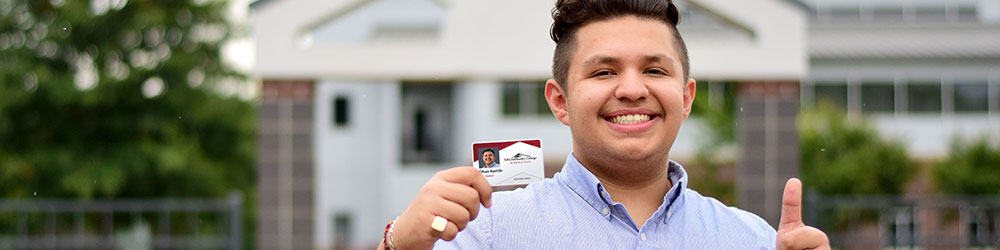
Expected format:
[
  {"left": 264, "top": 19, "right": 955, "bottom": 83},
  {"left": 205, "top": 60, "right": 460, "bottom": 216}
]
[
  {"left": 798, "top": 103, "right": 915, "bottom": 195},
  {"left": 932, "top": 137, "right": 1000, "bottom": 195}
]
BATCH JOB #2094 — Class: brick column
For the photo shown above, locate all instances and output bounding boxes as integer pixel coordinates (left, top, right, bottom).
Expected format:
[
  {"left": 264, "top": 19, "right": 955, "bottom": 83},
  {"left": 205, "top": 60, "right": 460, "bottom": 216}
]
[
  {"left": 736, "top": 81, "right": 799, "bottom": 227},
  {"left": 258, "top": 80, "right": 315, "bottom": 250}
]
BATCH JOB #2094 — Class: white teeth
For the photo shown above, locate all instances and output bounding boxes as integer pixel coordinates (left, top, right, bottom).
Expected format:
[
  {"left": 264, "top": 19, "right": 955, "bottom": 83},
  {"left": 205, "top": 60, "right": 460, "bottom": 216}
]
[{"left": 610, "top": 114, "right": 650, "bottom": 124}]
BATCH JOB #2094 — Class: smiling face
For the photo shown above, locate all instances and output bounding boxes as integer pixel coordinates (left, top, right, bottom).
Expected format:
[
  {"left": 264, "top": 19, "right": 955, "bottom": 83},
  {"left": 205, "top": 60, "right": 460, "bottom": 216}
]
[
  {"left": 482, "top": 150, "right": 496, "bottom": 166},
  {"left": 545, "top": 16, "right": 696, "bottom": 172}
]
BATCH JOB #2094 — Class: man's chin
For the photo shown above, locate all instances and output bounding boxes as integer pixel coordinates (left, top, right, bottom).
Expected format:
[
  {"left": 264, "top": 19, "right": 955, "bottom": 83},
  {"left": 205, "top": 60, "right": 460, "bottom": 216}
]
[{"left": 607, "top": 146, "right": 657, "bottom": 162}]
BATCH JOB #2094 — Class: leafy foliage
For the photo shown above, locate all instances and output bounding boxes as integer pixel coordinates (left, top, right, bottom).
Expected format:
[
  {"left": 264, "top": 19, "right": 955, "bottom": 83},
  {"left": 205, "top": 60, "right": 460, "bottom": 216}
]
[
  {"left": 689, "top": 81, "right": 737, "bottom": 145},
  {"left": 687, "top": 147, "right": 737, "bottom": 204},
  {"left": 0, "top": 0, "right": 256, "bottom": 246},
  {"left": 798, "top": 103, "right": 915, "bottom": 195},
  {"left": 1, "top": 0, "right": 252, "bottom": 198},
  {"left": 686, "top": 81, "right": 739, "bottom": 204},
  {"left": 932, "top": 137, "right": 1000, "bottom": 195}
]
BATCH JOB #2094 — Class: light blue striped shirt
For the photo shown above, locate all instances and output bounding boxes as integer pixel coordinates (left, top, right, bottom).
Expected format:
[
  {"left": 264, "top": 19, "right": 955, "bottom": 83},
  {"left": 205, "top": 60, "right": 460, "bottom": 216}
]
[{"left": 435, "top": 153, "right": 776, "bottom": 249}]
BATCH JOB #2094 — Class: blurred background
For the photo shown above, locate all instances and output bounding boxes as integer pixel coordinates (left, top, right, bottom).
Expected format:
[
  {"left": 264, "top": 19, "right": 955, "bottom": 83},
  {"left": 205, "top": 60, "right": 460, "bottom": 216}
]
[{"left": 2, "top": 0, "right": 999, "bottom": 249}]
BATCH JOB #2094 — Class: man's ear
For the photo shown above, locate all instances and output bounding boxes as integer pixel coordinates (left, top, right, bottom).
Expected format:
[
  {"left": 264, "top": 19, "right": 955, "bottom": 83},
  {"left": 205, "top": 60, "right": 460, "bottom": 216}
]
[
  {"left": 545, "top": 79, "right": 571, "bottom": 125},
  {"left": 682, "top": 78, "right": 696, "bottom": 120}
]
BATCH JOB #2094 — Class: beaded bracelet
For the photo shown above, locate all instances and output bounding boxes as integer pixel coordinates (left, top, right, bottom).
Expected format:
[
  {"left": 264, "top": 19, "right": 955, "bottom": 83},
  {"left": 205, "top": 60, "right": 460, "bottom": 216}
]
[{"left": 383, "top": 216, "right": 399, "bottom": 250}]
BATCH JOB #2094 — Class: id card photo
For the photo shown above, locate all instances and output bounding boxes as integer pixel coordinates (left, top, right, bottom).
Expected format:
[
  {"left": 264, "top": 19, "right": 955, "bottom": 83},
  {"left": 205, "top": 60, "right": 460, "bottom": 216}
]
[{"left": 472, "top": 139, "right": 545, "bottom": 187}]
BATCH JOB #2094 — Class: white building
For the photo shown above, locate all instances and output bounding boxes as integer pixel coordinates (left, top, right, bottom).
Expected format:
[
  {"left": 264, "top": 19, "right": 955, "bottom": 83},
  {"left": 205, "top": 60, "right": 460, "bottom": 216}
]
[
  {"left": 250, "top": 0, "right": 1000, "bottom": 249},
  {"left": 799, "top": 0, "right": 1000, "bottom": 156}
]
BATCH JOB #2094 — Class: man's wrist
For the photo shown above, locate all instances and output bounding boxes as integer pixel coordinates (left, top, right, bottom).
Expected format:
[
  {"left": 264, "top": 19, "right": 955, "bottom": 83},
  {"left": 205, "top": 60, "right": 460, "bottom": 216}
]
[{"left": 382, "top": 216, "right": 399, "bottom": 250}]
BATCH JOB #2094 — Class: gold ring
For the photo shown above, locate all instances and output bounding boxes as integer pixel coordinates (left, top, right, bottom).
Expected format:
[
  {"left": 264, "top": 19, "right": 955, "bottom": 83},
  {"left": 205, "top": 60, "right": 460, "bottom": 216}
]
[{"left": 431, "top": 216, "right": 448, "bottom": 233}]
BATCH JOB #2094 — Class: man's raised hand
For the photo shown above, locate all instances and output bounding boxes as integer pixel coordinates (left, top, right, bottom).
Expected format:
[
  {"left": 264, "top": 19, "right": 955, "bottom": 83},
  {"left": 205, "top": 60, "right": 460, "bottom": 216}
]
[
  {"left": 390, "top": 167, "right": 492, "bottom": 250},
  {"left": 776, "top": 178, "right": 830, "bottom": 250}
]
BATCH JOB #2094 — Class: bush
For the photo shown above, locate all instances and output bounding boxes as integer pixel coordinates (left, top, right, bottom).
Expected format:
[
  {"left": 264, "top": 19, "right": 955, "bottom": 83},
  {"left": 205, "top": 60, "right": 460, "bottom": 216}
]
[
  {"left": 798, "top": 103, "right": 915, "bottom": 195},
  {"left": 686, "top": 82, "right": 738, "bottom": 204},
  {"left": 932, "top": 137, "right": 1000, "bottom": 195}
]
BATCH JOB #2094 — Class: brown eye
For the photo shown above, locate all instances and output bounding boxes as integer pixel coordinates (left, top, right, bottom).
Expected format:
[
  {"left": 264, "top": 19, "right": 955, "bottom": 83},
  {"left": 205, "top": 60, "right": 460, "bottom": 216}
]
[
  {"left": 645, "top": 68, "right": 667, "bottom": 75},
  {"left": 592, "top": 70, "right": 613, "bottom": 78}
]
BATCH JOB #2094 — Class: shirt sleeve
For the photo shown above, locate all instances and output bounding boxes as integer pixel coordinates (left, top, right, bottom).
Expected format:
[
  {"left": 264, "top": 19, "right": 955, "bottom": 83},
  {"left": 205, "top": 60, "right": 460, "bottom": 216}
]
[{"left": 432, "top": 204, "right": 493, "bottom": 249}]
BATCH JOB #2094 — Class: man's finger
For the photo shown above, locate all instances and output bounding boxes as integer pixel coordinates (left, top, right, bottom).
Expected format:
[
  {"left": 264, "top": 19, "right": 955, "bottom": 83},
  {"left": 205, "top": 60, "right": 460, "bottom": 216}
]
[
  {"left": 432, "top": 196, "right": 472, "bottom": 231},
  {"left": 778, "top": 178, "right": 803, "bottom": 229},
  {"left": 777, "top": 226, "right": 830, "bottom": 250},
  {"left": 440, "top": 167, "right": 493, "bottom": 208},
  {"left": 438, "top": 181, "right": 482, "bottom": 221}
]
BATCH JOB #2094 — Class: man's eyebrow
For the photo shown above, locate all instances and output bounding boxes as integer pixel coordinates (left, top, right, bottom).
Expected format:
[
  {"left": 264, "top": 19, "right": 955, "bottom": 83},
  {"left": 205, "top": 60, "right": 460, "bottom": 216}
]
[
  {"left": 581, "top": 55, "right": 619, "bottom": 67},
  {"left": 643, "top": 54, "right": 676, "bottom": 68},
  {"left": 581, "top": 54, "right": 677, "bottom": 68}
]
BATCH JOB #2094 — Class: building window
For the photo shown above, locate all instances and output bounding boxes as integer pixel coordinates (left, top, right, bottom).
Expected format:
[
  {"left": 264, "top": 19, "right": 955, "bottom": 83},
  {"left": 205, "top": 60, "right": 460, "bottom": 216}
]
[
  {"left": 828, "top": 7, "right": 861, "bottom": 22},
  {"left": 872, "top": 7, "right": 904, "bottom": 22},
  {"left": 861, "top": 83, "right": 894, "bottom": 113},
  {"left": 401, "top": 82, "right": 453, "bottom": 164},
  {"left": 333, "top": 213, "right": 352, "bottom": 250},
  {"left": 414, "top": 108, "right": 428, "bottom": 152},
  {"left": 914, "top": 7, "right": 947, "bottom": 22},
  {"left": 955, "top": 7, "right": 978, "bottom": 22},
  {"left": 333, "top": 96, "right": 350, "bottom": 127},
  {"left": 501, "top": 81, "right": 550, "bottom": 118},
  {"left": 954, "top": 81, "right": 989, "bottom": 113},
  {"left": 814, "top": 83, "right": 849, "bottom": 111},
  {"left": 907, "top": 82, "right": 942, "bottom": 113},
  {"left": 502, "top": 83, "right": 521, "bottom": 116},
  {"left": 813, "top": 5, "right": 981, "bottom": 24}
]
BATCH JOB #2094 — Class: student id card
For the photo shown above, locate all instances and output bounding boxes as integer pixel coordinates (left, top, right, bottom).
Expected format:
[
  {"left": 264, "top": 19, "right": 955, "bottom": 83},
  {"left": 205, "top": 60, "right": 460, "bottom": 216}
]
[{"left": 472, "top": 139, "right": 544, "bottom": 187}]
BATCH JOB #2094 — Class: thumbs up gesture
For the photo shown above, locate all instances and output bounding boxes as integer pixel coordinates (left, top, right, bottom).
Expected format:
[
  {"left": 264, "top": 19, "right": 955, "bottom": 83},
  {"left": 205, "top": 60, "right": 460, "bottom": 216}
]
[{"left": 776, "top": 178, "right": 830, "bottom": 250}]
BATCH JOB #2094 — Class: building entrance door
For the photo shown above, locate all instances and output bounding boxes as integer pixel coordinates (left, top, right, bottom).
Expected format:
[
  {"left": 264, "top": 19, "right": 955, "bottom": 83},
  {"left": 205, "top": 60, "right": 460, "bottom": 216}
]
[{"left": 400, "top": 82, "right": 453, "bottom": 164}]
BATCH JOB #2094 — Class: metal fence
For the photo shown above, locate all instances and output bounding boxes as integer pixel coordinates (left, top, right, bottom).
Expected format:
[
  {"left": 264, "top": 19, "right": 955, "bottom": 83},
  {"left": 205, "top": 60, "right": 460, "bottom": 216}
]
[
  {"left": 0, "top": 192, "right": 242, "bottom": 250},
  {"left": 805, "top": 192, "right": 1000, "bottom": 249}
]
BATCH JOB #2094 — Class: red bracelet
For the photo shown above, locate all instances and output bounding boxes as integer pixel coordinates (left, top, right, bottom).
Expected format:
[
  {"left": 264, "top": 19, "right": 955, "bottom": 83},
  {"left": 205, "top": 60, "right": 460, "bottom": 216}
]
[{"left": 383, "top": 217, "right": 399, "bottom": 250}]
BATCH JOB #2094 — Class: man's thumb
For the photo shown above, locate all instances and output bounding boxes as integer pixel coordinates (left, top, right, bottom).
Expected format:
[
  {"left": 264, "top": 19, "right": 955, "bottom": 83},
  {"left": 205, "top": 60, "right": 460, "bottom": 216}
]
[{"left": 778, "top": 178, "right": 803, "bottom": 229}]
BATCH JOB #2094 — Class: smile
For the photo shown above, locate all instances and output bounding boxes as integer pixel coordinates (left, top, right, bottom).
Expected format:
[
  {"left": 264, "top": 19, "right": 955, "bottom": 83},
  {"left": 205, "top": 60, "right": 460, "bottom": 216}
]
[
  {"left": 609, "top": 114, "right": 650, "bottom": 124},
  {"left": 601, "top": 109, "right": 660, "bottom": 133}
]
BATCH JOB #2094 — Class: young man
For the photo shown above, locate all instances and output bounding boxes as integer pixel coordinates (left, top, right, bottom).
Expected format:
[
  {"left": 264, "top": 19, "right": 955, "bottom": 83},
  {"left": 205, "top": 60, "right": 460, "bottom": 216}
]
[
  {"left": 480, "top": 149, "right": 499, "bottom": 169},
  {"left": 381, "top": 0, "right": 829, "bottom": 249}
]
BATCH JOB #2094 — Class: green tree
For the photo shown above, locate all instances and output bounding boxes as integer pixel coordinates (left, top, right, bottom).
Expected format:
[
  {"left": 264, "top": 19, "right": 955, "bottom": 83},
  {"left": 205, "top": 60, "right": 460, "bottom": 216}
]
[
  {"left": 689, "top": 81, "right": 737, "bottom": 145},
  {"left": 0, "top": 0, "right": 254, "bottom": 246},
  {"left": 798, "top": 103, "right": 914, "bottom": 195},
  {"left": 686, "top": 81, "right": 738, "bottom": 204},
  {"left": 932, "top": 137, "right": 1000, "bottom": 195}
]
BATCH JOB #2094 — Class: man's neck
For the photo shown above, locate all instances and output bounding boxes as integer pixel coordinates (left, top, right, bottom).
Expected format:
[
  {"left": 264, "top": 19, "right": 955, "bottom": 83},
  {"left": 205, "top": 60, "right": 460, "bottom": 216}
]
[{"left": 579, "top": 156, "right": 672, "bottom": 229}]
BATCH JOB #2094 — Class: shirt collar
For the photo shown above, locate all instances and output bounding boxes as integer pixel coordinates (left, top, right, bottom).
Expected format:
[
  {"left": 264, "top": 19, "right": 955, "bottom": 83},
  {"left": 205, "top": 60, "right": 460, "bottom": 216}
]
[{"left": 557, "top": 153, "right": 689, "bottom": 222}]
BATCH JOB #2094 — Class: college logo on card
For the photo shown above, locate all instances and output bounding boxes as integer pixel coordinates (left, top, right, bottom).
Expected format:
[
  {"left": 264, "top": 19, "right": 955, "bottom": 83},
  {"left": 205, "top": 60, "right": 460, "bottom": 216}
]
[{"left": 505, "top": 153, "right": 538, "bottom": 163}]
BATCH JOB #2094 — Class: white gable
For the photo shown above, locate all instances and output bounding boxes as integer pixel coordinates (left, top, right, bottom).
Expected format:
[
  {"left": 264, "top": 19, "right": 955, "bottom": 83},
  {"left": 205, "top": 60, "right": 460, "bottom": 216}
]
[
  {"left": 304, "top": 0, "right": 446, "bottom": 46},
  {"left": 253, "top": 0, "right": 806, "bottom": 80}
]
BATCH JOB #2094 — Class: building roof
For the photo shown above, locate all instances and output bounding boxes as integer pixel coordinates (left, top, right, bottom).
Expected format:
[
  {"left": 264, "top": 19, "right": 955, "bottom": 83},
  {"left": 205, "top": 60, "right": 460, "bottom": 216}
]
[{"left": 810, "top": 25, "right": 1000, "bottom": 59}]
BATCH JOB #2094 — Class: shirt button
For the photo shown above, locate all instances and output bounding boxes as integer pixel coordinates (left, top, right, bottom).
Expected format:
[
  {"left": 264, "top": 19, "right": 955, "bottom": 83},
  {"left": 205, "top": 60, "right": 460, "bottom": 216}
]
[
  {"left": 640, "top": 233, "right": 647, "bottom": 242},
  {"left": 601, "top": 207, "right": 610, "bottom": 215},
  {"left": 667, "top": 211, "right": 672, "bottom": 219}
]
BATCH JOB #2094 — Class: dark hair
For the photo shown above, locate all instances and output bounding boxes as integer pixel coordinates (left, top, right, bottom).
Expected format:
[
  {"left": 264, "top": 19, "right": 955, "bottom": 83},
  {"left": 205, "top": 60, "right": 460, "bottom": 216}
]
[
  {"left": 482, "top": 148, "right": 495, "bottom": 156},
  {"left": 550, "top": 0, "right": 689, "bottom": 89}
]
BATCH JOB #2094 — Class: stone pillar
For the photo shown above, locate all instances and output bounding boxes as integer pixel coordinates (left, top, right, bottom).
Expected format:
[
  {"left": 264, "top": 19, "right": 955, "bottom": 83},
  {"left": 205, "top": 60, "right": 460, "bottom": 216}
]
[
  {"left": 258, "top": 80, "right": 315, "bottom": 250},
  {"left": 736, "top": 81, "right": 800, "bottom": 227}
]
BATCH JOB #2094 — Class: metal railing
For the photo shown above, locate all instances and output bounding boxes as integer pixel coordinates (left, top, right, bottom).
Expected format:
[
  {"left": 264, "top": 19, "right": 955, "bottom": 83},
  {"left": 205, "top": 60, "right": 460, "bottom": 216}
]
[
  {"left": 805, "top": 192, "right": 1000, "bottom": 249},
  {"left": 0, "top": 192, "right": 242, "bottom": 250}
]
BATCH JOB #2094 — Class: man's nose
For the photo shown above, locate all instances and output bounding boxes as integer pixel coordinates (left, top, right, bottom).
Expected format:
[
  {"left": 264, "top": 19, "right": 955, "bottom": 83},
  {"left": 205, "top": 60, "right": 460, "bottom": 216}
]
[{"left": 614, "top": 71, "right": 650, "bottom": 101}]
